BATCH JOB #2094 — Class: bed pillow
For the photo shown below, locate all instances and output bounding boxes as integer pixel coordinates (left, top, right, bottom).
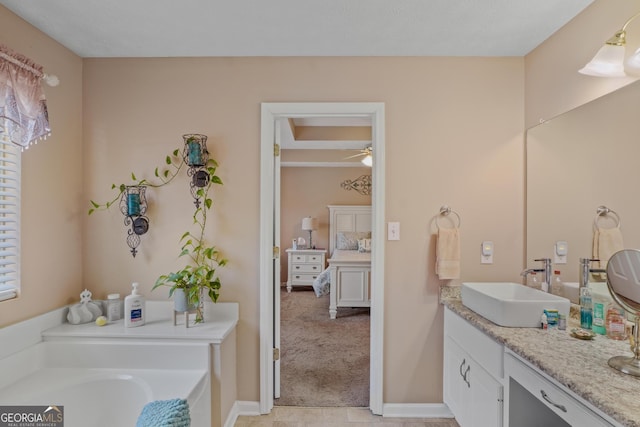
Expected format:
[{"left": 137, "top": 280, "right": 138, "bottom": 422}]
[
  {"left": 336, "top": 231, "right": 371, "bottom": 250},
  {"left": 358, "top": 238, "right": 371, "bottom": 253}
]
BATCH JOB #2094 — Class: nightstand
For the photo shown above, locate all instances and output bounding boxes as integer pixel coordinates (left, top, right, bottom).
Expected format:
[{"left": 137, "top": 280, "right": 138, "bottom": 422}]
[{"left": 285, "top": 248, "right": 326, "bottom": 292}]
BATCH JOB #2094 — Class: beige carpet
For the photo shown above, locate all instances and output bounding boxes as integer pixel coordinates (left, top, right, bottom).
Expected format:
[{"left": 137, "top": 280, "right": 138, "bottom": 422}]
[{"left": 276, "top": 288, "right": 370, "bottom": 407}]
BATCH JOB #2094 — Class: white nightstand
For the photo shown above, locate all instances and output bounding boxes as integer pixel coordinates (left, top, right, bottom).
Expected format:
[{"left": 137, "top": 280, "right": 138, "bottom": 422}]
[{"left": 285, "top": 248, "right": 327, "bottom": 292}]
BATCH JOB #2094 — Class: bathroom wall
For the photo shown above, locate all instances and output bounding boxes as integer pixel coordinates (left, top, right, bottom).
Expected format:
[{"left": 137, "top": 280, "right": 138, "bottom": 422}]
[
  {"left": 82, "top": 56, "right": 524, "bottom": 404},
  {"left": 280, "top": 166, "right": 371, "bottom": 283},
  {"left": 0, "top": 8, "right": 83, "bottom": 326},
  {"left": 1, "top": 0, "right": 631, "bottom": 409}
]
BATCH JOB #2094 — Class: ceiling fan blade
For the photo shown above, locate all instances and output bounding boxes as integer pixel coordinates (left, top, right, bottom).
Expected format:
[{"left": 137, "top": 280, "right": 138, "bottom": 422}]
[{"left": 343, "top": 152, "right": 367, "bottom": 160}]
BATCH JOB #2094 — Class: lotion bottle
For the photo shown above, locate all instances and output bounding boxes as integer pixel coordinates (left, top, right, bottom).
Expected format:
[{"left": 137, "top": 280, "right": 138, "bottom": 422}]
[{"left": 124, "top": 282, "right": 145, "bottom": 327}]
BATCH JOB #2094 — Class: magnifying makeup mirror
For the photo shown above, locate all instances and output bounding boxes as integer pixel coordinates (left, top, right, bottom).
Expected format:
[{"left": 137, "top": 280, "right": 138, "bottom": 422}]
[{"left": 606, "top": 249, "right": 640, "bottom": 376}]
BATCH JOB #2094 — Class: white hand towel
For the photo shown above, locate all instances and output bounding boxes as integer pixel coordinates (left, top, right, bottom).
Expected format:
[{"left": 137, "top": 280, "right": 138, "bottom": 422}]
[
  {"left": 436, "top": 227, "right": 460, "bottom": 280},
  {"left": 592, "top": 227, "right": 624, "bottom": 269}
]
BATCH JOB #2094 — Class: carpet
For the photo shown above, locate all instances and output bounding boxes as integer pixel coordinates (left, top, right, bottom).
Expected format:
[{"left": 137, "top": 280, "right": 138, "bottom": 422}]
[{"left": 276, "top": 288, "right": 370, "bottom": 407}]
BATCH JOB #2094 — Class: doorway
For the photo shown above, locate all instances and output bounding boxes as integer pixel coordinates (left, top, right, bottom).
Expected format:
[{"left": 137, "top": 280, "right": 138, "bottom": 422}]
[{"left": 259, "top": 102, "right": 385, "bottom": 415}]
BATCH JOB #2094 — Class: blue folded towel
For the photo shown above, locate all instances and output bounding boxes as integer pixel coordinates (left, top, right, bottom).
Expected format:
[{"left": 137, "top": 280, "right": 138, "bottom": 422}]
[{"left": 136, "top": 398, "right": 190, "bottom": 427}]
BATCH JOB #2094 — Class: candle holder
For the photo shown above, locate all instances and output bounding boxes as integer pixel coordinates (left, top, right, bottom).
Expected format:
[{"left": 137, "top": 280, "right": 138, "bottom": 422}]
[
  {"left": 119, "top": 185, "right": 149, "bottom": 257},
  {"left": 182, "top": 134, "right": 210, "bottom": 208}
]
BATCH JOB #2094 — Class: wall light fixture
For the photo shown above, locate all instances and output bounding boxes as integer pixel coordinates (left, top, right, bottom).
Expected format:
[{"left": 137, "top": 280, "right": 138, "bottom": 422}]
[
  {"left": 182, "top": 134, "right": 210, "bottom": 207},
  {"left": 580, "top": 11, "right": 640, "bottom": 77}
]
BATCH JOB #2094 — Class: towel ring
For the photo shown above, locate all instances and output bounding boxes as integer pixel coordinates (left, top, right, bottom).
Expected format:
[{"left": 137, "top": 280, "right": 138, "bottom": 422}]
[
  {"left": 436, "top": 205, "right": 461, "bottom": 229},
  {"left": 594, "top": 205, "right": 621, "bottom": 229}
]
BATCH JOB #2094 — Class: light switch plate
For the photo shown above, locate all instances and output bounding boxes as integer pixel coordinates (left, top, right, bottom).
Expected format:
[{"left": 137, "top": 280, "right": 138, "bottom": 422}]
[
  {"left": 481, "top": 241, "right": 494, "bottom": 264},
  {"left": 387, "top": 222, "right": 400, "bottom": 240}
]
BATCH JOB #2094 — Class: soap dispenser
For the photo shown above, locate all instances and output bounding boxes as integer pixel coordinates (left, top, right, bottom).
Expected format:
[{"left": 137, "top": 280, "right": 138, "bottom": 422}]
[{"left": 124, "top": 282, "right": 145, "bottom": 328}]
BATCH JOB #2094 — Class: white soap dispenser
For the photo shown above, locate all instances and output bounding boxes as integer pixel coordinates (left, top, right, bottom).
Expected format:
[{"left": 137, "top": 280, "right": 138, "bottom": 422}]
[{"left": 124, "top": 282, "right": 145, "bottom": 328}]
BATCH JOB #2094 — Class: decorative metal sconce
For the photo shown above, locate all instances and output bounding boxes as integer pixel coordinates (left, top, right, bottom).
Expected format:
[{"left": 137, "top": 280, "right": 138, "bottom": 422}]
[
  {"left": 341, "top": 174, "right": 372, "bottom": 196},
  {"left": 182, "top": 134, "right": 210, "bottom": 207},
  {"left": 119, "top": 185, "right": 149, "bottom": 257}
]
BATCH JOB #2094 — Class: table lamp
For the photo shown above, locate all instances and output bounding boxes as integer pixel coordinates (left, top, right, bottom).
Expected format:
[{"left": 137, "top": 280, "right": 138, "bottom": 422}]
[{"left": 301, "top": 217, "right": 318, "bottom": 249}]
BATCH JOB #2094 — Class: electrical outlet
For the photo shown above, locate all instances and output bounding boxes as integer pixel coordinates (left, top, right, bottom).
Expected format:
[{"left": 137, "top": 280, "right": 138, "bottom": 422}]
[
  {"left": 554, "top": 241, "right": 568, "bottom": 264},
  {"left": 481, "top": 241, "right": 494, "bottom": 264}
]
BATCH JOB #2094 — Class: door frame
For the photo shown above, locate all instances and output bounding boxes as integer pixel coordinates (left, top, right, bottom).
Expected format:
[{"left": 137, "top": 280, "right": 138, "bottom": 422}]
[{"left": 259, "top": 102, "right": 386, "bottom": 414}]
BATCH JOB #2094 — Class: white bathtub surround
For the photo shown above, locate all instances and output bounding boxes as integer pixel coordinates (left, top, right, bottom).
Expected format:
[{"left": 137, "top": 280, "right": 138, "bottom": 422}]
[{"left": 0, "top": 301, "right": 238, "bottom": 427}]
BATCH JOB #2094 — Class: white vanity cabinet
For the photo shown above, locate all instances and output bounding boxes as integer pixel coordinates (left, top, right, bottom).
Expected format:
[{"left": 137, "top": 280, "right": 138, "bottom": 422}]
[
  {"left": 444, "top": 308, "right": 504, "bottom": 427},
  {"left": 504, "top": 351, "right": 615, "bottom": 427}
]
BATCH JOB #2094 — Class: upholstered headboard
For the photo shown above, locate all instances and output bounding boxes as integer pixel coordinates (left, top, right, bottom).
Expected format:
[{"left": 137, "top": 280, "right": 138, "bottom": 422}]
[{"left": 327, "top": 205, "right": 372, "bottom": 256}]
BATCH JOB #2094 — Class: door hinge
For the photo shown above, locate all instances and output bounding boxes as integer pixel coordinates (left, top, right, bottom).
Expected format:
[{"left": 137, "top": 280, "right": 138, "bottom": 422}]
[
  {"left": 273, "top": 246, "right": 280, "bottom": 259},
  {"left": 273, "top": 348, "right": 280, "bottom": 361},
  {"left": 274, "top": 144, "right": 280, "bottom": 157}
]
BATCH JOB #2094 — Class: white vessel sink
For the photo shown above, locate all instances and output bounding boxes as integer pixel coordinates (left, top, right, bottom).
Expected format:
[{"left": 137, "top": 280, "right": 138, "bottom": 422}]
[{"left": 461, "top": 282, "right": 570, "bottom": 328}]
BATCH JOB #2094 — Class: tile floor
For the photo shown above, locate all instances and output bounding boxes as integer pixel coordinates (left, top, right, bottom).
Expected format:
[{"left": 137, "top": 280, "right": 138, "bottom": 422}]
[{"left": 234, "top": 406, "right": 460, "bottom": 426}]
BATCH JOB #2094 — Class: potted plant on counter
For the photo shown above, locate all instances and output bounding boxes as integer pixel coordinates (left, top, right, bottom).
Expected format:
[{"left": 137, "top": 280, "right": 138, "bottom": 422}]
[{"left": 153, "top": 152, "right": 226, "bottom": 323}]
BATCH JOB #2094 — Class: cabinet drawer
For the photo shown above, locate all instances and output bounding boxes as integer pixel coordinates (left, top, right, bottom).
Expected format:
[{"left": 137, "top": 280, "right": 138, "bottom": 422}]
[
  {"left": 505, "top": 353, "right": 613, "bottom": 426},
  {"left": 291, "top": 273, "right": 319, "bottom": 283},
  {"left": 445, "top": 308, "right": 503, "bottom": 379},
  {"left": 292, "top": 264, "right": 322, "bottom": 273},
  {"left": 292, "top": 254, "right": 324, "bottom": 263}
]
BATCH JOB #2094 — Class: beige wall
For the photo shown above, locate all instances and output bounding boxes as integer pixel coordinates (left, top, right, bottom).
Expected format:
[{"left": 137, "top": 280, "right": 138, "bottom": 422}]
[
  {"left": 280, "top": 166, "right": 371, "bottom": 282},
  {"left": 2, "top": 0, "right": 632, "bottom": 408},
  {"left": 0, "top": 8, "right": 83, "bottom": 326},
  {"left": 81, "top": 56, "right": 524, "bottom": 403}
]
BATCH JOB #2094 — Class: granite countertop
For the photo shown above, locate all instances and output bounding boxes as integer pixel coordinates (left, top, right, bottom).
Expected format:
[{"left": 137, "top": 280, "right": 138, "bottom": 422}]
[
  {"left": 442, "top": 294, "right": 640, "bottom": 427},
  {"left": 42, "top": 301, "right": 238, "bottom": 344}
]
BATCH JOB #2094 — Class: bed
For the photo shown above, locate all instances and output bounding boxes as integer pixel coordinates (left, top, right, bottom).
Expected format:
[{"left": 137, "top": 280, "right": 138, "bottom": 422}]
[{"left": 313, "top": 205, "right": 372, "bottom": 319}]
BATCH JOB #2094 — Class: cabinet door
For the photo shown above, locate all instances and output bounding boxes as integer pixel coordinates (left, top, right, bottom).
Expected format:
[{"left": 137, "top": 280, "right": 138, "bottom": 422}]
[
  {"left": 444, "top": 336, "right": 471, "bottom": 427},
  {"left": 467, "top": 357, "right": 503, "bottom": 427}
]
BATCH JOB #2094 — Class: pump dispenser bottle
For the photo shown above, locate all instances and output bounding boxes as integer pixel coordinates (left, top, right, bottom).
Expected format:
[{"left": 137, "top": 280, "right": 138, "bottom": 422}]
[{"left": 124, "top": 282, "right": 145, "bottom": 328}]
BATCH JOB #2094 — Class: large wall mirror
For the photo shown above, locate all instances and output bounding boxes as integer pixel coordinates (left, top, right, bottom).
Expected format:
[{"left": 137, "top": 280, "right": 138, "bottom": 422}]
[{"left": 527, "top": 80, "right": 640, "bottom": 282}]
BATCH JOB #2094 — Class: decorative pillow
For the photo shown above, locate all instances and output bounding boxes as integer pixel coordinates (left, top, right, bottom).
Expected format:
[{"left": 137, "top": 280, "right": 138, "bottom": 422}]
[
  {"left": 336, "top": 231, "right": 371, "bottom": 250},
  {"left": 358, "top": 238, "right": 372, "bottom": 253}
]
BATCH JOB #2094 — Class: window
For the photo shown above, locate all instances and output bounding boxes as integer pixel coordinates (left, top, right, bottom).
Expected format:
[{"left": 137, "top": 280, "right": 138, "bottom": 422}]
[{"left": 0, "top": 138, "right": 19, "bottom": 301}]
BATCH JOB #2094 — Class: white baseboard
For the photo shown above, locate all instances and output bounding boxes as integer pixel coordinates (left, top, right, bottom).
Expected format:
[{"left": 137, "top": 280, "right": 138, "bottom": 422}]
[
  {"left": 224, "top": 401, "right": 262, "bottom": 427},
  {"left": 227, "top": 401, "right": 454, "bottom": 423},
  {"left": 382, "top": 403, "right": 454, "bottom": 418}
]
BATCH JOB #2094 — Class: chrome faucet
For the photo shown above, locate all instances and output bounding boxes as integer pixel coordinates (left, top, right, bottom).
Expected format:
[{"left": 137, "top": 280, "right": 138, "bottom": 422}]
[
  {"left": 521, "top": 258, "right": 552, "bottom": 292},
  {"left": 579, "top": 258, "right": 607, "bottom": 291}
]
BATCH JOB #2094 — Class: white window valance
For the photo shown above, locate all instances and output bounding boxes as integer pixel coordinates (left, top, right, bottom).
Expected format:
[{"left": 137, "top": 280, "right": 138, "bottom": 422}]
[{"left": 0, "top": 43, "right": 50, "bottom": 148}]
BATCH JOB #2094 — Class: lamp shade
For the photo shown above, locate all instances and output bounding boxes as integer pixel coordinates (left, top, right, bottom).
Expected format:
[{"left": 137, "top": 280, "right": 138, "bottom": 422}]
[
  {"left": 579, "top": 44, "right": 626, "bottom": 77},
  {"left": 361, "top": 154, "right": 373, "bottom": 167},
  {"left": 301, "top": 217, "right": 318, "bottom": 231}
]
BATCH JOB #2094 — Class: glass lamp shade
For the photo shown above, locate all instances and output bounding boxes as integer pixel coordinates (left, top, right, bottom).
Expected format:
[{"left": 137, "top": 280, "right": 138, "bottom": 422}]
[
  {"left": 579, "top": 44, "right": 626, "bottom": 77},
  {"left": 627, "top": 47, "right": 640, "bottom": 71},
  {"left": 361, "top": 154, "right": 373, "bottom": 167}
]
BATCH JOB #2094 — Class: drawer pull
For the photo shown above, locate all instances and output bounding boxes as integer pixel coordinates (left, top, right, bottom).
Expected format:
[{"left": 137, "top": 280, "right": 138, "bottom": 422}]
[
  {"left": 295, "top": 266, "right": 300, "bottom": 269},
  {"left": 540, "top": 390, "right": 567, "bottom": 413},
  {"left": 312, "top": 266, "right": 318, "bottom": 270},
  {"left": 463, "top": 365, "right": 470, "bottom": 388}
]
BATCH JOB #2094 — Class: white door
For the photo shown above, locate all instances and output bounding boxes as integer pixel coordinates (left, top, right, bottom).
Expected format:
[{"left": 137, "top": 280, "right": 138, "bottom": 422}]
[{"left": 273, "top": 119, "right": 282, "bottom": 398}]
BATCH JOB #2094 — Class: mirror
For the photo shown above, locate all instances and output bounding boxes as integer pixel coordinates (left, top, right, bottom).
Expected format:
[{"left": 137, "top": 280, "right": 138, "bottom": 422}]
[
  {"left": 526, "top": 80, "right": 640, "bottom": 283},
  {"left": 606, "top": 249, "right": 640, "bottom": 376}
]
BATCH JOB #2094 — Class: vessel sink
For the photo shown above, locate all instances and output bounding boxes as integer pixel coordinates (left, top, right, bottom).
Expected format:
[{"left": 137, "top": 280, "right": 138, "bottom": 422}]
[{"left": 461, "top": 282, "right": 570, "bottom": 328}]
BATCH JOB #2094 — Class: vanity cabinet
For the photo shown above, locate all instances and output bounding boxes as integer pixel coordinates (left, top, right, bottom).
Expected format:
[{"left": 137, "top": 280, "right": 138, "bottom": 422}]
[
  {"left": 444, "top": 308, "right": 504, "bottom": 427},
  {"left": 504, "top": 351, "right": 615, "bottom": 427}
]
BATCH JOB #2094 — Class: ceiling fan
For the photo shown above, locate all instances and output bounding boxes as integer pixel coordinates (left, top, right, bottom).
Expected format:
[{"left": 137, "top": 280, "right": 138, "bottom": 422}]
[{"left": 343, "top": 146, "right": 372, "bottom": 166}]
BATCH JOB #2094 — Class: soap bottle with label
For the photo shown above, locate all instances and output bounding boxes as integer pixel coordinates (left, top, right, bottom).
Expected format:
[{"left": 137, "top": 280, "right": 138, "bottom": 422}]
[
  {"left": 592, "top": 293, "right": 607, "bottom": 335},
  {"left": 124, "top": 282, "right": 145, "bottom": 328},
  {"left": 579, "top": 286, "right": 592, "bottom": 330}
]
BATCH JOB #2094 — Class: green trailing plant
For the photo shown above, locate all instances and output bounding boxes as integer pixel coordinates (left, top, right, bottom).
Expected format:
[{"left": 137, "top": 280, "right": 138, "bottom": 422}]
[
  {"left": 88, "top": 145, "right": 226, "bottom": 323},
  {"left": 152, "top": 158, "right": 226, "bottom": 322},
  {"left": 87, "top": 149, "right": 184, "bottom": 215}
]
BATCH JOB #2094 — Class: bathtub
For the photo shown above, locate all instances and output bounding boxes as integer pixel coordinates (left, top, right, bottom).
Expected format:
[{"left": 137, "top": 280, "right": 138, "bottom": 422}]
[{"left": 0, "top": 341, "right": 211, "bottom": 427}]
